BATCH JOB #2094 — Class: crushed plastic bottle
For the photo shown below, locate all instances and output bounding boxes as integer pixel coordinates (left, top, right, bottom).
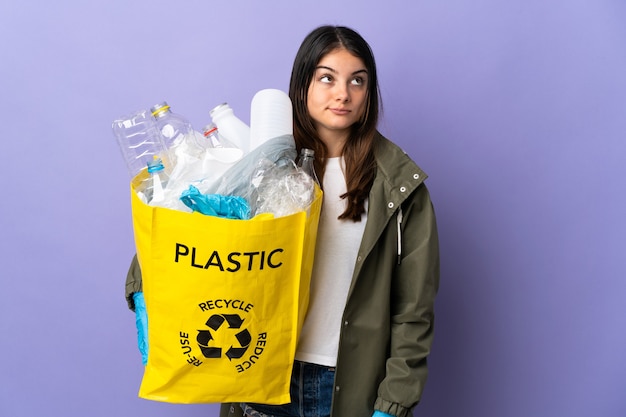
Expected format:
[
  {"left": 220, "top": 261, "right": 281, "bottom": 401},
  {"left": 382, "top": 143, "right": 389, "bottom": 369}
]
[
  {"left": 112, "top": 109, "right": 169, "bottom": 178},
  {"left": 253, "top": 159, "right": 316, "bottom": 218}
]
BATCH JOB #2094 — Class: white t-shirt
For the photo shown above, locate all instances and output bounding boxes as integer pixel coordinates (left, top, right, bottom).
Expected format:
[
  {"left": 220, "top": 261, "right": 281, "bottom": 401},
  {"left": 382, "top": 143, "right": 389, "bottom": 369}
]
[{"left": 295, "top": 157, "right": 367, "bottom": 366}]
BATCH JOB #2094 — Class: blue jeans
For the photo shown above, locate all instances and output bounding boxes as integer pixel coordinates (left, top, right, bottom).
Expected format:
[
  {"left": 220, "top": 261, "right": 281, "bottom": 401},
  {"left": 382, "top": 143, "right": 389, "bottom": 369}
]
[{"left": 241, "top": 360, "right": 335, "bottom": 417}]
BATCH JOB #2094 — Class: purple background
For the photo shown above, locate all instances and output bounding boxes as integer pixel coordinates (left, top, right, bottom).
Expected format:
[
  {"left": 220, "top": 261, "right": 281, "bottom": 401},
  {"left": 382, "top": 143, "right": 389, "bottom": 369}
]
[{"left": 1, "top": 1, "right": 625, "bottom": 416}]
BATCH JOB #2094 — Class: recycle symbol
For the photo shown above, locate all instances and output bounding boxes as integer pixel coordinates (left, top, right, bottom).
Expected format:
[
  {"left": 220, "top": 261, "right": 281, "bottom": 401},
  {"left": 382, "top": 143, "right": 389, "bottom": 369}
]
[{"left": 196, "top": 314, "right": 251, "bottom": 360}]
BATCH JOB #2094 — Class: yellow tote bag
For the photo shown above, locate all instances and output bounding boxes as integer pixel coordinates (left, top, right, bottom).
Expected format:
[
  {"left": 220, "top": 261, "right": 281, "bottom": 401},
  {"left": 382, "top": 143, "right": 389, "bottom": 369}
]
[{"left": 130, "top": 174, "right": 321, "bottom": 404}]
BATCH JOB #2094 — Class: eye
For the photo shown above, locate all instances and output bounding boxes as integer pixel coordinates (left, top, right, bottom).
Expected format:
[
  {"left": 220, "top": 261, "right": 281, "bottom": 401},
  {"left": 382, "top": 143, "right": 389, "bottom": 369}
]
[
  {"left": 320, "top": 75, "right": 333, "bottom": 83},
  {"left": 351, "top": 76, "right": 365, "bottom": 86}
]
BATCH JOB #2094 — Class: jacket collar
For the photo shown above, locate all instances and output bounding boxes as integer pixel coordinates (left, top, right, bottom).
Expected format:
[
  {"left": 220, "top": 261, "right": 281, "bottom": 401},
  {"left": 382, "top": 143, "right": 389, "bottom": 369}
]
[
  {"left": 373, "top": 131, "right": 428, "bottom": 208},
  {"left": 348, "top": 132, "right": 429, "bottom": 295}
]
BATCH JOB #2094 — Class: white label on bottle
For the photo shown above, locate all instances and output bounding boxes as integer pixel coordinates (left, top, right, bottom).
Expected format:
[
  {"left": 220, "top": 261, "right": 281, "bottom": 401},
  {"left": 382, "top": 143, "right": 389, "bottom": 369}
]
[{"left": 162, "top": 125, "right": 176, "bottom": 139}]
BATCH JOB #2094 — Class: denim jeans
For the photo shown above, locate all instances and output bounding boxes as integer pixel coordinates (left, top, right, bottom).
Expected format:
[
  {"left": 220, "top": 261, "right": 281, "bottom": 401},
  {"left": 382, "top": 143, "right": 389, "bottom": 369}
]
[{"left": 241, "top": 360, "right": 335, "bottom": 417}]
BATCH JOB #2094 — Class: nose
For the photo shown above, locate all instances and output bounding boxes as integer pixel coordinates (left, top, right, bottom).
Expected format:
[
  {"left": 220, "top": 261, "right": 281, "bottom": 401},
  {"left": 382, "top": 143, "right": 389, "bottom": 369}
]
[{"left": 335, "top": 83, "right": 350, "bottom": 103}]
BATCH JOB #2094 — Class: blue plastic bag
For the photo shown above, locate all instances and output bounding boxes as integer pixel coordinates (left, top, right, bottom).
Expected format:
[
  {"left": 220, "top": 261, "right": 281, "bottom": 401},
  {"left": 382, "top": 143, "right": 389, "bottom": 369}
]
[{"left": 180, "top": 185, "right": 250, "bottom": 219}]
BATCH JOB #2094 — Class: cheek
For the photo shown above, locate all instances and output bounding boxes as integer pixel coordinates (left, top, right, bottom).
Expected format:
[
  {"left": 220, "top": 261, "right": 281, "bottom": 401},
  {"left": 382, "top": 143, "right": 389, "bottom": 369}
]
[
  {"left": 307, "top": 85, "right": 322, "bottom": 107},
  {"left": 354, "top": 93, "right": 369, "bottom": 118},
  {"left": 307, "top": 89, "right": 327, "bottom": 118}
]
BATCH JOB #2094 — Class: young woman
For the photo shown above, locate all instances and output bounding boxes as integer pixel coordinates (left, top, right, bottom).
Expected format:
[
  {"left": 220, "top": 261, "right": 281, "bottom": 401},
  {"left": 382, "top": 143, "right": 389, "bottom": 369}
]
[
  {"left": 221, "top": 25, "right": 440, "bottom": 417},
  {"left": 126, "top": 24, "right": 439, "bottom": 417}
]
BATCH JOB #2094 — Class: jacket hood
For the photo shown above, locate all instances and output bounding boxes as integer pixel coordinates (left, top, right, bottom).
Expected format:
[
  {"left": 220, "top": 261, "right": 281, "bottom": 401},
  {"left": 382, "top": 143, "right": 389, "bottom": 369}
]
[{"left": 373, "top": 132, "right": 428, "bottom": 207}]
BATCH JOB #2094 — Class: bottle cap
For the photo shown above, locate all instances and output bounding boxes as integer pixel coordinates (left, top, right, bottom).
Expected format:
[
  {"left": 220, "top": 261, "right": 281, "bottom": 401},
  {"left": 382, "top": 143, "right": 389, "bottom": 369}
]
[
  {"left": 209, "top": 103, "right": 231, "bottom": 118},
  {"left": 150, "top": 102, "right": 171, "bottom": 117},
  {"left": 147, "top": 157, "right": 165, "bottom": 173},
  {"left": 202, "top": 123, "right": 218, "bottom": 137}
]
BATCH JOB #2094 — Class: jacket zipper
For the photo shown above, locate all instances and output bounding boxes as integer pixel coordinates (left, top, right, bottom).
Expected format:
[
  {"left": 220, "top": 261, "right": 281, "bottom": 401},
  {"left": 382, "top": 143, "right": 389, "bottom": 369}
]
[{"left": 396, "top": 207, "right": 403, "bottom": 265}]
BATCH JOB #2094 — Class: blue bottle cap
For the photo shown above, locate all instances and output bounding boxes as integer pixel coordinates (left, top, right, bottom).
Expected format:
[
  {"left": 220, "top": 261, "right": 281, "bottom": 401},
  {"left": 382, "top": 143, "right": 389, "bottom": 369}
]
[{"left": 147, "top": 157, "right": 165, "bottom": 173}]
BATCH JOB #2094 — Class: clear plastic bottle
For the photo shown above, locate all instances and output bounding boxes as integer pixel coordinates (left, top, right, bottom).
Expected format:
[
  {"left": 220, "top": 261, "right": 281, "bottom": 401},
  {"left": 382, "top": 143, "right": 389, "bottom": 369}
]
[
  {"left": 151, "top": 102, "right": 205, "bottom": 166},
  {"left": 209, "top": 103, "right": 251, "bottom": 153},
  {"left": 297, "top": 148, "right": 320, "bottom": 186},
  {"left": 150, "top": 102, "right": 194, "bottom": 150},
  {"left": 112, "top": 109, "right": 169, "bottom": 178},
  {"left": 144, "top": 157, "right": 170, "bottom": 206},
  {"left": 202, "top": 123, "right": 236, "bottom": 148}
]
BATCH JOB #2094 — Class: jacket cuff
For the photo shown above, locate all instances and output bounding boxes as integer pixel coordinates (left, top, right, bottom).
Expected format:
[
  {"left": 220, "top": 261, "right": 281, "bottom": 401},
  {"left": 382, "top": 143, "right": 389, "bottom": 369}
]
[{"left": 374, "top": 398, "right": 413, "bottom": 417}]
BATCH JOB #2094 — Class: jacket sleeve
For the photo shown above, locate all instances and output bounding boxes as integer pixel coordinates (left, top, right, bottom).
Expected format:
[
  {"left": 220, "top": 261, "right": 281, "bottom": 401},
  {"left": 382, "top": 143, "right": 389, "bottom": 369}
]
[
  {"left": 125, "top": 254, "right": 143, "bottom": 311},
  {"left": 375, "top": 185, "right": 440, "bottom": 417},
  {"left": 219, "top": 403, "right": 244, "bottom": 417}
]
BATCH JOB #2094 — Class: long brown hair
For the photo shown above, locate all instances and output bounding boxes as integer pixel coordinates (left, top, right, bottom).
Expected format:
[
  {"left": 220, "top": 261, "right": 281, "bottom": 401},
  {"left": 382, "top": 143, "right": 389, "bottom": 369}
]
[{"left": 289, "top": 25, "right": 381, "bottom": 221}]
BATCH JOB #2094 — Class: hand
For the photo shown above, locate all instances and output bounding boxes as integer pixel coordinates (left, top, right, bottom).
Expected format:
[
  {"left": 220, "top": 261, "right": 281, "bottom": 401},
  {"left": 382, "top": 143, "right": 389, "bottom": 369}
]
[{"left": 133, "top": 292, "right": 149, "bottom": 365}]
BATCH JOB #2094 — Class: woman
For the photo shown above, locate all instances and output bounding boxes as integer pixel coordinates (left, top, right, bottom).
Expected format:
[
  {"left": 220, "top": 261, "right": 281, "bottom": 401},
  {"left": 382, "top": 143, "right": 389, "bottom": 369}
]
[{"left": 221, "top": 25, "right": 440, "bottom": 417}]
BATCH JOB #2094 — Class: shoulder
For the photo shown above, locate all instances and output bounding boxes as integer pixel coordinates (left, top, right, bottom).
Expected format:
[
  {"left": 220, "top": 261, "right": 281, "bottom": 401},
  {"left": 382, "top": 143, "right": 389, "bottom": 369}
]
[
  {"left": 373, "top": 131, "right": 429, "bottom": 195},
  {"left": 374, "top": 132, "right": 427, "bottom": 179}
]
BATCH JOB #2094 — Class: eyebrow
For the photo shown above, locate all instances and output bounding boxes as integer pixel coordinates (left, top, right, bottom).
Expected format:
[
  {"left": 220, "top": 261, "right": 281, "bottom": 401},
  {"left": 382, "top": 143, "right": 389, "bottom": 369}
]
[{"left": 315, "top": 65, "right": 368, "bottom": 76}]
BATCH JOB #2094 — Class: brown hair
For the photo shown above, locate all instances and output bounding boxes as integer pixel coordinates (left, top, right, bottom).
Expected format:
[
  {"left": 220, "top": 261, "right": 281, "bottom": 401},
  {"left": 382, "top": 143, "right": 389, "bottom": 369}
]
[{"left": 289, "top": 25, "right": 381, "bottom": 221}]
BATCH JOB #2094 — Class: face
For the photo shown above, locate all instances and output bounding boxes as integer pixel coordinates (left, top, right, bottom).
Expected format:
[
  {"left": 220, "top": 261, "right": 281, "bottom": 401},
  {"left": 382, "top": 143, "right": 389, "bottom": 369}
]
[{"left": 307, "top": 48, "right": 369, "bottom": 153}]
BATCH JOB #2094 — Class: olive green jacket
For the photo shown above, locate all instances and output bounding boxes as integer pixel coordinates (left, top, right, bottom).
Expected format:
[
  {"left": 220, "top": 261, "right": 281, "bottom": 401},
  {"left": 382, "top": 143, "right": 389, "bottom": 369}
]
[{"left": 126, "top": 133, "right": 440, "bottom": 417}]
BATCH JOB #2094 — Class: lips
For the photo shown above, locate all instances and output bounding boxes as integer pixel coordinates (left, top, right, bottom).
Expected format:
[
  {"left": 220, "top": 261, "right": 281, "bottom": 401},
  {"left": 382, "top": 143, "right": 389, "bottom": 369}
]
[{"left": 329, "top": 108, "right": 351, "bottom": 115}]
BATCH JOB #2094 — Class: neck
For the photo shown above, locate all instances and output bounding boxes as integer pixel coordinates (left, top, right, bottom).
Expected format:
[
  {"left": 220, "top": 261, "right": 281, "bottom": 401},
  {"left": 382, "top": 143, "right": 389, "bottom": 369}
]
[{"left": 319, "top": 131, "right": 348, "bottom": 158}]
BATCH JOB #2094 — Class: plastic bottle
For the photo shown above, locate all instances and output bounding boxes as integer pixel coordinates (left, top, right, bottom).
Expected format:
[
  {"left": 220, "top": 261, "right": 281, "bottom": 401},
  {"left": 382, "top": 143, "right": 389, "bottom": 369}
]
[
  {"left": 202, "top": 123, "right": 235, "bottom": 148},
  {"left": 198, "top": 123, "right": 244, "bottom": 184},
  {"left": 250, "top": 89, "right": 293, "bottom": 151},
  {"left": 150, "top": 102, "right": 195, "bottom": 150},
  {"left": 209, "top": 103, "right": 251, "bottom": 154},
  {"left": 144, "top": 157, "right": 170, "bottom": 206},
  {"left": 297, "top": 148, "right": 320, "bottom": 186},
  {"left": 112, "top": 109, "right": 169, "bottom": 178}
]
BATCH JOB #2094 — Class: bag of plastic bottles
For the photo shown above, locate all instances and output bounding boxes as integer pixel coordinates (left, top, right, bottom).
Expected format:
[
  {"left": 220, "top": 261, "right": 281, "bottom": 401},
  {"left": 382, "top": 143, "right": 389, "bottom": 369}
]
[
  {"left": 202, "top": 134, "right": 296, "bottom": 195},
  {"left": 129, "top": 166, "right": 322, "bottom": 404}
]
